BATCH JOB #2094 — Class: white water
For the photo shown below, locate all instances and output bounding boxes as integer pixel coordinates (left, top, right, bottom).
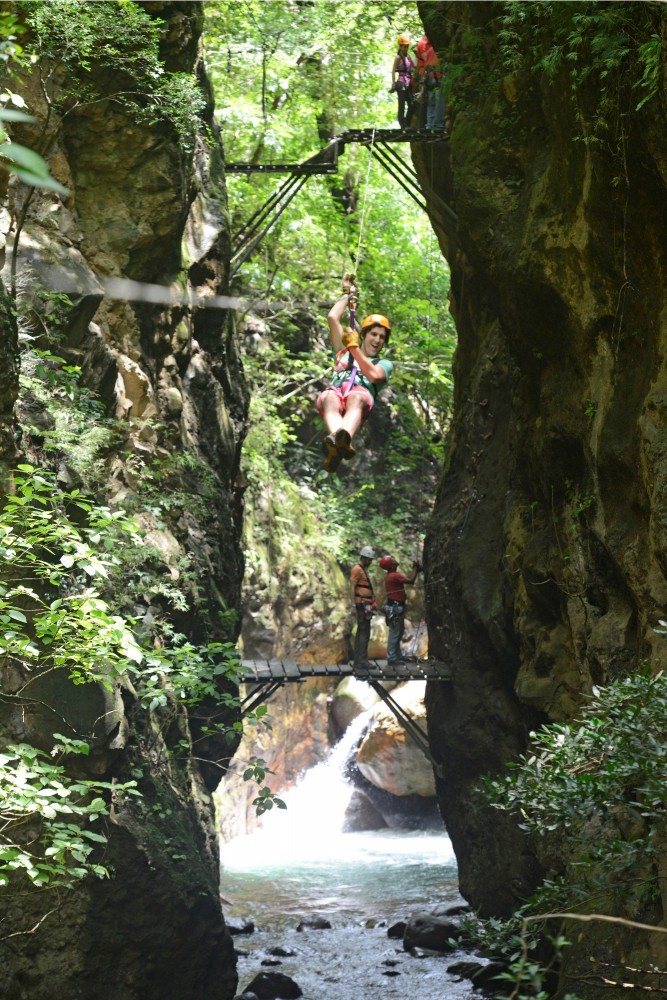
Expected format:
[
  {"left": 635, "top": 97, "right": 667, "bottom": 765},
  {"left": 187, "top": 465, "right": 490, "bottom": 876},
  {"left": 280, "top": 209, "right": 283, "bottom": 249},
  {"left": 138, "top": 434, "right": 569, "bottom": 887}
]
[{"left": 220, "top": 717, "right": 475, "bottom": 999}]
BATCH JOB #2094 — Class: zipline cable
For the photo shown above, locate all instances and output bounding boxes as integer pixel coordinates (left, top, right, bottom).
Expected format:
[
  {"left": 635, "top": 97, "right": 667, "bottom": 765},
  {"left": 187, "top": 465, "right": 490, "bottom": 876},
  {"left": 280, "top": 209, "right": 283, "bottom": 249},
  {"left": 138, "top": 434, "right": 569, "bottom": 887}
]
[{"left": 353, "top": 127, "right": 377, "bottom": 275}]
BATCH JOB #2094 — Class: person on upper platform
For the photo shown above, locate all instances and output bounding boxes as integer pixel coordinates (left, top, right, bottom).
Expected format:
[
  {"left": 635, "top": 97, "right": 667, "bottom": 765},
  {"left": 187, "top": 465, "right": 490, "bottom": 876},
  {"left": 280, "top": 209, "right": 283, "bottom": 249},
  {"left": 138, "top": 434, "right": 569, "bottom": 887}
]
[
  {"left": 414, "top": 35, "right": 445, "bottom": 130},
  {"left": 390, "top": 33, "right": 415, "bottom": 129},
  {"left": 317, "top": 276, "right": 393, "bottom": 474}
]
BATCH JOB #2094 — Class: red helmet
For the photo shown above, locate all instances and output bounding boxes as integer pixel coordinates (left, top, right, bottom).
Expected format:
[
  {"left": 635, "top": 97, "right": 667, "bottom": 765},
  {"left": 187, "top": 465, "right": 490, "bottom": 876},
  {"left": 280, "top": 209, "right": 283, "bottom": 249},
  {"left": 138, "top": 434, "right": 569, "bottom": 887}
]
[{"left": 379, "top": 555, "right": 397, "bottom": 571}]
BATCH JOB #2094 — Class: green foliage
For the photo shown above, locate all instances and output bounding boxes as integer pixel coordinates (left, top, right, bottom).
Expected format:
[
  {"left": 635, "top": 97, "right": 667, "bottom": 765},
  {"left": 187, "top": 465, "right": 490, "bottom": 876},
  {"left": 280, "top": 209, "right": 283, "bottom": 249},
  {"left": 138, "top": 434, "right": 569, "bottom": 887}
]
[
  {"left": 635, "top": 34, "right": 661, "bottom": 110},
  {"left": 251, "top": 782, "right": 287, "bottom": 816},
  {"left": 496, "top": 3, "right": 664, "bottom": 127},
  {"left": 0, "top": 464, "right": 144, "bottom": 687},
  {"left": 136, "top": 633, "right": 243, "bottom": 712},
  {"left": 18, "top": 348, "right": 223, "bottom": 614},
  {"left": 0, "top": 9, "right": 26, "bottom": 68},
  {"left": 21, "top": 0, "right": 206, "bottom": 147},
  {"left": 204, "top": 1, "right": 455, "bottom": 572},
  {"left": 242, "top": 757, "right": 287, "bottom": 815},
  {"left": 0, "top": 12, "right": 66, "bottom": 190},
  {"left": 206, "top": 0, "right": 423, "bottom": 162},
  {"left": 456, "top": 910, "right": 583, "bottom": 999},
  {"left": 0, "top": 740, "right": 137, "bottom": 888},
  {"left": 0, "top": 462, "right": 280, "bottom": 890},
  {"left": 485, "top": 671, "right": 667, "bottom": 917}
]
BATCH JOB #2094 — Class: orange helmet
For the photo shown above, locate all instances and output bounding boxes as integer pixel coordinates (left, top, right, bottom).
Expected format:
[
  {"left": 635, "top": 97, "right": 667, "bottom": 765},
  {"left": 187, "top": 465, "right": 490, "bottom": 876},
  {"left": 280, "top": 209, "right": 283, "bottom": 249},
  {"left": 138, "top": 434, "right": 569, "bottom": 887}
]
[
  {"left": 379, "top": 555, "right": 398, "bottom": 571},
  {"left": 397, "top": 33, "right": 410, "bottom": 46},
  {"left": 361, "top": 313, "right": 391, "bottom": 345}
]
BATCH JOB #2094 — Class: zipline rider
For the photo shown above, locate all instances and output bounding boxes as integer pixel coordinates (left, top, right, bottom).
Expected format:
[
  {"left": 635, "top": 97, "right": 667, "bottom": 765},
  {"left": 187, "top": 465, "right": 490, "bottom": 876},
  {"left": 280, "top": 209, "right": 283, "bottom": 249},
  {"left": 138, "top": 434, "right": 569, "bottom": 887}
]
[{"left": 318, "top": 275, "right": 393, "bottom": 473}]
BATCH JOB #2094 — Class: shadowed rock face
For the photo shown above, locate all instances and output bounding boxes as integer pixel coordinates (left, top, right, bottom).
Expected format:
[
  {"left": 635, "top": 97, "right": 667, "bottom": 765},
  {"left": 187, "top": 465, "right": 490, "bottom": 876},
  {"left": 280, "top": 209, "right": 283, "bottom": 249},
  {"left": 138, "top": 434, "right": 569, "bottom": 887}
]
[
  {"left": 414, "top": 0, "right": 667, "bottom": 922},
  {"left": 1, "top": 4, "right": 242, "bottom": 998}
]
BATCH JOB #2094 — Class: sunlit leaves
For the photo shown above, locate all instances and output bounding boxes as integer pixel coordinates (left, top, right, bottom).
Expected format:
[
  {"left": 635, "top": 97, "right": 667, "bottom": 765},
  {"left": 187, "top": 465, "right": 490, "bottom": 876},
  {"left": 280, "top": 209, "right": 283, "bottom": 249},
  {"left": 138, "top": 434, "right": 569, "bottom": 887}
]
[
  {"left": 21, "top": 0, "right": 205, "bottom": 147},
  {"left": 497, "top": 3, "right": 662, "bottom": 120},
  {"left": 206, "top": 0, "right": 423, "bottom": 161},
  {"left": 0, "top": 466, "right": 143, "bottom": 686},
  {"left": 137, "top": 638, "right": 243, "bottom": 712},
  {"left": 0, "top": 742, "right": 137, "bottom": 888}
]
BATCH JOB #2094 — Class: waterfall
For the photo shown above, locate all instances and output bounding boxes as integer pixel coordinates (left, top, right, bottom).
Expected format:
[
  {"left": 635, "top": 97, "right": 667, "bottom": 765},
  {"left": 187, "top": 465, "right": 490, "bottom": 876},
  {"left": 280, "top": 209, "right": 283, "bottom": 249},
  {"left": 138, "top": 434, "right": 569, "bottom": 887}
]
[{"left": 222, "top": 712, "right": 370, "bottom": 868}]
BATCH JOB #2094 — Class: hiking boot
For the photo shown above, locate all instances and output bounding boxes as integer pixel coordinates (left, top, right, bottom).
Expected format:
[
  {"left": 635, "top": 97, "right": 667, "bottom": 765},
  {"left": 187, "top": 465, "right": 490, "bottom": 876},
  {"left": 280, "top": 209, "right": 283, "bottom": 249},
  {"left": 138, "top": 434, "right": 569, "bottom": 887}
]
[
  {"left": 335, "top": 428, "right": 356, "bottom": 461},
  {"left": 322, "top": 433, "right": 341, "bottom": 473}
]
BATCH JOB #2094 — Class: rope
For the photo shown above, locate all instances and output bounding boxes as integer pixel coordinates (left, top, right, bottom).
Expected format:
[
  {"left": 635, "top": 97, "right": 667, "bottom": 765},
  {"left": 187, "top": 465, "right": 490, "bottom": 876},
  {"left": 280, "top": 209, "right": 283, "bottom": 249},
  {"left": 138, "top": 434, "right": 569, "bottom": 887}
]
[{"left": 353, "top": 127, "right": 376, "bottom": 275}]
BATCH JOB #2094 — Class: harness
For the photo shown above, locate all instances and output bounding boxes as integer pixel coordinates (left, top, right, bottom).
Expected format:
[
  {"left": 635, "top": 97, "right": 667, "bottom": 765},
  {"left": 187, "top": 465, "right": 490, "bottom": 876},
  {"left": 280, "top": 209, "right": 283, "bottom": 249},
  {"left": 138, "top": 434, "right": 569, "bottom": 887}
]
[
  {"left": 384, "top": 600, "right": 405, "bottom": 623},
  {"left": 397, "top": 56, "right": 413, "bottom": 89},
  {"left": 424, "top": 64, "right": 442, "bottom": 90},
  {"left": 327, "top": 275, "right": 388, "bottom": 401},
  {"left": 331, "top": 349, "right": 377, "bottom": 399},
  {"left": 353, "top": 564, "right": 374, "bottom": 604}
]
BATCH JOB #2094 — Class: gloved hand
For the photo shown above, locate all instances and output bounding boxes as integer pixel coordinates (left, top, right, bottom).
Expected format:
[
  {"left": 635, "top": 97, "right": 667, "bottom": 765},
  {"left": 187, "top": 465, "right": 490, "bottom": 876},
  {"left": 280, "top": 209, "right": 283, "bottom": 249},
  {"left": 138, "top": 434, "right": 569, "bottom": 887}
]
[
  {"left": 342, "top": 272, "right": 357, "bottom": 295},
  {"left": 413, "top": 560, "right": 423, "bottom": 572},
  {"left": 342, "top": 327, "right": 360, "bottom": 349}
]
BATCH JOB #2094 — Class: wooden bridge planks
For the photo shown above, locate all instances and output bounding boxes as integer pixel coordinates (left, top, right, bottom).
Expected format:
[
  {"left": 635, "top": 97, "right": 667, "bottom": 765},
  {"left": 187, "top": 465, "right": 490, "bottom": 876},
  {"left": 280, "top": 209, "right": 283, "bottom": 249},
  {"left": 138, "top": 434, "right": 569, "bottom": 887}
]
[
  {"left": 240, "top": 658, "right": 451, "bottom": 682},
  {"left": 226, "top": 128, "right": 449, "bottom": 174}
]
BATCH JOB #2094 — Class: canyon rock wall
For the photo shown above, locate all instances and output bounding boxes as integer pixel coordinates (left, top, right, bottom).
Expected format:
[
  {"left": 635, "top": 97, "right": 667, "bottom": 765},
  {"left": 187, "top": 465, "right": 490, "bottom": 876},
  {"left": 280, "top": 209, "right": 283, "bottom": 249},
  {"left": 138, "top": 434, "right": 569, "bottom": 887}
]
[
  {"left": 0, "top": 4, "right": 243, "bottom": 998},
  {"left": 416, "top": 0, "right": 667, "bottom": 934}
]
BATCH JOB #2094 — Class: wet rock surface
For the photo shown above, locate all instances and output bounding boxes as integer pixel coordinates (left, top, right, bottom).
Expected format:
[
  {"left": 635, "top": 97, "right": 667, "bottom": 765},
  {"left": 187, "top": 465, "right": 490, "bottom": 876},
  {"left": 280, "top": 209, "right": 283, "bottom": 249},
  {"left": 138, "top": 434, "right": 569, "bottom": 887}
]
[
  {"left": 403, "top": 913, "right": 463, "bottom": 953},
  {"left": 416, "top": 1, "right": 667, "bottom": 926},
  {"left": 1, "top": 3, "right": 242, "bottom": 998},
  {"left": 242, "top": 971, "right": 303, "bottom": 999}
]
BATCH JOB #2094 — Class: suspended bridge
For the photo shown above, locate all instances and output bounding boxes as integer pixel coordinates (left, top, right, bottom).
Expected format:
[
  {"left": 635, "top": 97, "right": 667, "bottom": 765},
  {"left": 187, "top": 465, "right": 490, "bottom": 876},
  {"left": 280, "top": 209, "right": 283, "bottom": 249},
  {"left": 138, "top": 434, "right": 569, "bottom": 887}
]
[
  {"left": 227, "top": 127, "right": 455, "bottom": 277},
  {"left": 239, "top": 656, "right": 452, "bottom": 773}
]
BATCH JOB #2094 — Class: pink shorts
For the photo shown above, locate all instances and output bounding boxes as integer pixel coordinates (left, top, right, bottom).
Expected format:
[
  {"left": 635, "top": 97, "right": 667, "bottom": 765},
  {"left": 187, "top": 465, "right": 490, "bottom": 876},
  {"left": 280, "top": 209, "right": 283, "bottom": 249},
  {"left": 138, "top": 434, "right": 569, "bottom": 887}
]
[{"left": 316, "top": 385, "right": 374, "bottom": 418}]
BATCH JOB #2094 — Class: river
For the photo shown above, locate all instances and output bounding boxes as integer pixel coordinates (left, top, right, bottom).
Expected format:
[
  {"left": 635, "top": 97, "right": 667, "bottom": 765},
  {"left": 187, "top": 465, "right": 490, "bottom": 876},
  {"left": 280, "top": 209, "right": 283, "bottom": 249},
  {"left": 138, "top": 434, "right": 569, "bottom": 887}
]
[{"left": 220, "top": 719, "right": 477, "bottom": 999}]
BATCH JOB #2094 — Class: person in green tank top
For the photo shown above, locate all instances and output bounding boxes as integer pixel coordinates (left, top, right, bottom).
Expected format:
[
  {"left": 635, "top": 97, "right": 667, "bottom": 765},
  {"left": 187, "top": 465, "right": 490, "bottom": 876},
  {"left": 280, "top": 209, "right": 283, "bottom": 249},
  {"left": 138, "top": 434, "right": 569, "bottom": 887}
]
[{"left": 317, "top": 277, "right": 394, "bottom": 473}]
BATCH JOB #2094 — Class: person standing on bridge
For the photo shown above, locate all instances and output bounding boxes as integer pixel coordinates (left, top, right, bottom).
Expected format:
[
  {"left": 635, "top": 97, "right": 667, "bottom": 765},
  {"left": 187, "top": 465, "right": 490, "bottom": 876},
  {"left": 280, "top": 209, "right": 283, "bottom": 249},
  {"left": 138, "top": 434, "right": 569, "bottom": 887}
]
[
  {"left": 390, "top": 33, "right": 415, "bottom": 130},
  {"left": 318, "top": 276, "right": 393, "bottom": 473},
  {"left": 414, "top": 35, "right": 445, "bottom": 130},
  {"left": 350, "top": 546, "right": 376, "bottom": 668},
  {"left": 380, "top": 555, "right": 421, "bottom": 665}
]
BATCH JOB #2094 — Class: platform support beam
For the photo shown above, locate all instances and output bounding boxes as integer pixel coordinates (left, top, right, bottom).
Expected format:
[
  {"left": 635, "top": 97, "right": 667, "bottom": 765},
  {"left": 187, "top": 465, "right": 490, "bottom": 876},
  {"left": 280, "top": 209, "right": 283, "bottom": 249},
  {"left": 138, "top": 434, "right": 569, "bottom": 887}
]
[
  {"left": 367, "top": 679, "right": 443, "bottom": 778},
  {"left": 241, "top": 679, "right": 286, "bottom": 714}
]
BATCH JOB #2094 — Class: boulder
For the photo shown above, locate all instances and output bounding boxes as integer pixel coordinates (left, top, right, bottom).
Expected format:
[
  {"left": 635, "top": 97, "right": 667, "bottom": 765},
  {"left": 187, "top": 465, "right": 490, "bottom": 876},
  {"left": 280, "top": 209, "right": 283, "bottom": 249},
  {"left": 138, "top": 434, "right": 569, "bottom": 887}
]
[
  {"left": 356, "top": 682, "right": 436, "bottom": 797},
  {"left": 471, "top": 962, "right": 509, "bottom": 990},
  {"left": 330, "top": 676, "right": 380, "bottom": 732},
  {"left": 344, "top": 758, "right": 443, "bottom": 831},
  {"left": 433, "top": 902, "right": 471, "bottom": 917},
  {"left": 387, "top": 920, "right": 407, "bottom": 939},
  {"left": 227, "top": 918, "right": 255, "bottom": 936},
  {"left": 296, "top": 916, "right": 331, "bottom": 931},
  {"left": 342, "top": 789, "right": 387, "bottom": 832},
  {"left": 403, "top": 913, "right": 462, "bottom": 953},
  {"left": 243, "top": 971, "right": 303, "bottom": 999}
]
